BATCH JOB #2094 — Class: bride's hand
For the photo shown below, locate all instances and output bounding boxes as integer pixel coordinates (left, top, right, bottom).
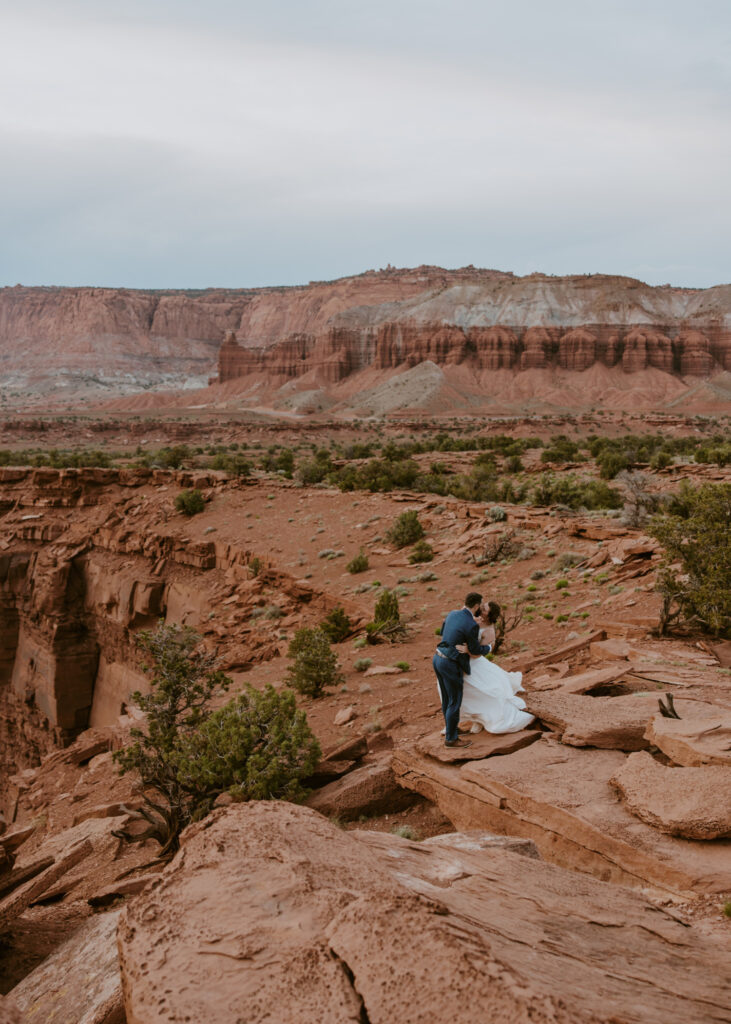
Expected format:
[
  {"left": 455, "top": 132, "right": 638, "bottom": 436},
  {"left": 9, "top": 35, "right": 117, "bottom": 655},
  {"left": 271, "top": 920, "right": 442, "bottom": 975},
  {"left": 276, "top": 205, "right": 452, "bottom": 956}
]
[{"left": 455, "top": 643, "right": 468, "bottom": 654}]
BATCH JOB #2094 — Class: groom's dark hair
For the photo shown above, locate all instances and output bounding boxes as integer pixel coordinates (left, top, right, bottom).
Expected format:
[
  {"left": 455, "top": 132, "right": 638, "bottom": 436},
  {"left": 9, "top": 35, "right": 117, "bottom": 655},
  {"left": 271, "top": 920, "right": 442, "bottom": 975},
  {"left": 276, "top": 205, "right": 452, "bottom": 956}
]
[{"left": 464, "top": 592, "right": 482, "bottom": 610}]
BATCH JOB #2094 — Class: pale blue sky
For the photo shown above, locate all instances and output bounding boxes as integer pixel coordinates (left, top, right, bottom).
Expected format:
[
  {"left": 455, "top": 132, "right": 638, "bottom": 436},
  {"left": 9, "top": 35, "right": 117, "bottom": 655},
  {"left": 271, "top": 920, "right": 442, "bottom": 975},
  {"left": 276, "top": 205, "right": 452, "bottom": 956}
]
[{"left": 1, "top": 0, "right": 729, "bottom": 288}]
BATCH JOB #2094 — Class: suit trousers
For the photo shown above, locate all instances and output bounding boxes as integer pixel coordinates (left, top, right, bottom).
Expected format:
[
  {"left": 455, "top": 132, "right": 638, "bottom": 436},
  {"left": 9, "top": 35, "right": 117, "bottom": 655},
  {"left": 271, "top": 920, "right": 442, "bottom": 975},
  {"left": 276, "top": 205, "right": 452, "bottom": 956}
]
[{"left": 432, "top": 653, "right": 463, "bottom": 743}]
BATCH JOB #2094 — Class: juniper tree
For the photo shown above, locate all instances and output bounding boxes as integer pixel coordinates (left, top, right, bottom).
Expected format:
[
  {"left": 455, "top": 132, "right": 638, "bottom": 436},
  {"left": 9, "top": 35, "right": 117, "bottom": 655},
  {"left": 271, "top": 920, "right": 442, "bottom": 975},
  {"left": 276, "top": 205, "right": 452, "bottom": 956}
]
[
  {"left": 649, "top": 481, "right": 731, "bottom": 638},
  {"left": 114, "top": 623, "right": 320, "bottom": 855},
  {"left": 386, "top": 510, "right": 425, "bottom": 548},
  {"left": 366, "top": 589, "right": 406, "bottom": 642},
  {"left": 286, "top": 627, "right": 344, "bottom": 697},
  {"left": 320, "top": 606, "right": 353, "bottom": 643}
]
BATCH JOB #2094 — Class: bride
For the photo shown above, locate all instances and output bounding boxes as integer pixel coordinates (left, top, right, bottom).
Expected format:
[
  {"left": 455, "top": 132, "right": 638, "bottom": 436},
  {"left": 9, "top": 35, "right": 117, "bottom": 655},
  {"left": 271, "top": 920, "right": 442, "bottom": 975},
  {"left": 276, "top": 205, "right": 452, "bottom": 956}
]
[{"left": 456, "top": 602, "right": 534, "bottom": 734}]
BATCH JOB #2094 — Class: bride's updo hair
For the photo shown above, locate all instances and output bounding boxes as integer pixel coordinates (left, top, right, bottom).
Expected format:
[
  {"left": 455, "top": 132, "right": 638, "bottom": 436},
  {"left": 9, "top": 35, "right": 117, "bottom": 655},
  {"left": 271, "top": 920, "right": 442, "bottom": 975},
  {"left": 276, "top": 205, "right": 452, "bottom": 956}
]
[{"left": 485, "top": 601, "right": 500, "bottom": 624}]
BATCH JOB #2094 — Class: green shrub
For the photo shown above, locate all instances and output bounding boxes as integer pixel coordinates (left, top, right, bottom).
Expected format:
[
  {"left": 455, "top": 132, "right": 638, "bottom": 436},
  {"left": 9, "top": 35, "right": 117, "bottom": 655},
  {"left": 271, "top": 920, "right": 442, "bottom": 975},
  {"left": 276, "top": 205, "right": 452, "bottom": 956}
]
[
  {"left": 556, "top": 579, "right": 569, "bottom": 589},
  {"left": 408, "top": 539, "right": 434, "bottom": 564},
  {"left": 354, "top": 657, "right": 373, "bottom": 672},
  {"left": 211, "top": 453, "right": 251, "bottom": 476},
  {"left": 651, "top": 450, "right": 672, "bottom": 471},
  {"left": 386, "top": 510, "right": 425, "bottom": 548},
  {"left": 366, "top": 589, "right": 404, "bottom": 642},
  {"left": 175, "top": 489, "right": 205, "bottom": 516},
  {"left": 373, "top": 589, "right": 400, "bottom": 627},
  {"left": 286, "top": 627, "right": 344, "bottom": 697},
  {"left": 597, "top": 450, "right": 631, "bottom": 479},
  {"left": 487, "top": 505, "right": 507, "bottom": 521},
  {"left": 346, "top": 550, "right": 369, "bottom": 574},
  {"left": 540, "top": 436, "right": 583, "bottom": 463},
  {"left": 112, "top": 623, "right": 319, "bottom": 856},
  {"left": 321, "top": 606, "right": 352, "bottom": 643},
  {"left": 395, "top": 661, "right": 410, "bottom": 671},
  {"left": 172, "top": 685, "right": 320, "bottom": 808},
  {"left": 391, "top": 824, "right": 420, "bottom": 840},
  {"left": 650, "top": 481, "right": 731, "bottom": 637}
]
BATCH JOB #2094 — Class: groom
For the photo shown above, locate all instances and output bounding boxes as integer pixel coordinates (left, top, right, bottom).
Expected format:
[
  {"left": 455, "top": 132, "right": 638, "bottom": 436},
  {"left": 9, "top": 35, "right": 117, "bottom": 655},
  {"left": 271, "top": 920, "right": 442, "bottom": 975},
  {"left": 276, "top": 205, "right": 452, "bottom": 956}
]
[{"left": 433, "top": 592, "right": 493, "bottom": 748}]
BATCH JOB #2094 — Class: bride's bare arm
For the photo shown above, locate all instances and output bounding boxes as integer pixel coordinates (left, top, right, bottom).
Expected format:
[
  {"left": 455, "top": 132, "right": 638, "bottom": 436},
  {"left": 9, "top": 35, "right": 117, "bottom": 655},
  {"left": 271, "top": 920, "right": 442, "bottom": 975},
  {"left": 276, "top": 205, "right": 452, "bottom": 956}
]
[{"left": 455, "top": 643, "right": 482, "bottom": 658}]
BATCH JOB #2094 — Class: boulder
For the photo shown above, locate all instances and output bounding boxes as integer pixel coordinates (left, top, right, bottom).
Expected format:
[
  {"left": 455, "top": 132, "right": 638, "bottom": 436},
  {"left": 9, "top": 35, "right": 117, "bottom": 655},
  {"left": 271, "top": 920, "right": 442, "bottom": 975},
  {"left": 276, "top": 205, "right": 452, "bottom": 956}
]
[
  {"left": 305, "top": 758, "right": 417, "bottom": 821},
  {"left": 524, "top": 691, "right": 661, "bottom": 750},
  {"left": 10, "top": 909, "right": 124, "bottom": 1024},
  {"left": 333, "top": 705, "right": 356, "bottom": 726},
  {"left": 117, "top": 801, "right": 731, "bottom": 1024},
  {"left": 610, "top": 752, "right": 731, "bottom": 840},
  {"left": 589, "top": 638, "right": 638, "bottom": 661},
  {"left": 645, "top": 712, "right": 731, "bottom": 767}
]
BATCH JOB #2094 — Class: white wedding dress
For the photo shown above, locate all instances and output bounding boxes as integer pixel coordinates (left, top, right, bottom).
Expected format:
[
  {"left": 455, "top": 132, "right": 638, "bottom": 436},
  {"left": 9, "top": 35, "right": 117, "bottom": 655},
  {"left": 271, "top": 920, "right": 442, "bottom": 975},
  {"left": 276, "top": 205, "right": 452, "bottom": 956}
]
[{"left": 459, "top": 655, "right": 534, "bottom": 734}]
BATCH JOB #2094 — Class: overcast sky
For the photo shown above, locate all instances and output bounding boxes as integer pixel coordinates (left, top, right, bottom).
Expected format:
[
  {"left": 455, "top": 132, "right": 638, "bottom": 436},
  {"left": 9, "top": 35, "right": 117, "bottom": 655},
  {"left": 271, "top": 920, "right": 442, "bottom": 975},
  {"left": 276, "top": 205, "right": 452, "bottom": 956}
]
[{"left": 1, "top": 0, "right": 729, "bottom": 289}]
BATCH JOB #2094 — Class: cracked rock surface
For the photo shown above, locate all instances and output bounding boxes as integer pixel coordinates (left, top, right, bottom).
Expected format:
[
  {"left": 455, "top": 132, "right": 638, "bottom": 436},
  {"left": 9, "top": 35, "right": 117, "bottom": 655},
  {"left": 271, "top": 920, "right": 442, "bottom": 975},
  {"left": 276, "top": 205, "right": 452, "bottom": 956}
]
[{"left": 117, "top": 801, "right": 731, "bottom": 1024}]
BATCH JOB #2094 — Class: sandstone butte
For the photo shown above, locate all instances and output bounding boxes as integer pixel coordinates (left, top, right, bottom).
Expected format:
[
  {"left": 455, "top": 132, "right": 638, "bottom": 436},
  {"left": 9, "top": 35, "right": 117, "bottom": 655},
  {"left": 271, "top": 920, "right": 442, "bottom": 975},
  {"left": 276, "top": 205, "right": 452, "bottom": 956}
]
[{"left": 2, "top": 265, "right": 731, "bottom": 412}]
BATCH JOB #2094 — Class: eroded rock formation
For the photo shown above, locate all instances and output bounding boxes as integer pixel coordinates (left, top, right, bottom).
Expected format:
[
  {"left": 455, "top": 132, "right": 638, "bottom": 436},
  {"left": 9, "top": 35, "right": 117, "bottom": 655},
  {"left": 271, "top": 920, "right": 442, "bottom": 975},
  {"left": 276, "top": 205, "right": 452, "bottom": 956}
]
[
  {"left": 2, "top": 268, "right": 730, "bottom": 404},
  {"left": 218, "top": 319, "right": 731, "bottom": 386}
]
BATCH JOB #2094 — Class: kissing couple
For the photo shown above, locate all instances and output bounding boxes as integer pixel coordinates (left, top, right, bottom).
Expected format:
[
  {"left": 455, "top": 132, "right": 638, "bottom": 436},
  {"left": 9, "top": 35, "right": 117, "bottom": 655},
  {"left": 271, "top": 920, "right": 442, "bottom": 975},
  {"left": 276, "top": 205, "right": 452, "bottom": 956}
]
[{"left": 433, "top": 592, "right": 534, "bottom": 748}]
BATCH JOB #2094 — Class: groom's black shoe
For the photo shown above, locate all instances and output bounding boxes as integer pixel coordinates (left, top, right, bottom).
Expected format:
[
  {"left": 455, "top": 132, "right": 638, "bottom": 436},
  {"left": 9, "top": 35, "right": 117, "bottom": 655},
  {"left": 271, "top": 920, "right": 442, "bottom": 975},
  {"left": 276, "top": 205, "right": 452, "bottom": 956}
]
[{"left": 445, "top": 738, "right": 472, "bottom": 748}]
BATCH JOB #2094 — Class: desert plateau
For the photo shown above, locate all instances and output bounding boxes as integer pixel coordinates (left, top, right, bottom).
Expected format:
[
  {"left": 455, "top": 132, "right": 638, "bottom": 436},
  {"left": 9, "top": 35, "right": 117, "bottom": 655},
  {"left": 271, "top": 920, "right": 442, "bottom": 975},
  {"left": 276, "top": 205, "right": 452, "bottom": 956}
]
[{"left": 0, "top": 264, "right": 730, "bottom": 1023}]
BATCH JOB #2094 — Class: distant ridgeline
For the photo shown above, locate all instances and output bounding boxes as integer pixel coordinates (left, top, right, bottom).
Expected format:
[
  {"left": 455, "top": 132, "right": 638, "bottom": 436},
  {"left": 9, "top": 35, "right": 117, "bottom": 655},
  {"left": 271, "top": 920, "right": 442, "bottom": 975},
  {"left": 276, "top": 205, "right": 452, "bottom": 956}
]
[{"left": 1, "top": 267, "right": 728, "bottom": 388}]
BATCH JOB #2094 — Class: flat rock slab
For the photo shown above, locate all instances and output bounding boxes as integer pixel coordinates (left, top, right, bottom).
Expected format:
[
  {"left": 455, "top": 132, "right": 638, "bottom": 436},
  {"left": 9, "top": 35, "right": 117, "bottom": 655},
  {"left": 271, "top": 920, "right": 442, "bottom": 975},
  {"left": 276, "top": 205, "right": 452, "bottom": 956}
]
[
  {"left": 610, "top": 751, "right": 731, "bottom": 840},
  {"left": 422, "top": 831, "right": 539, "bottom": 859},
  {"left": 118, "top": 802, "right": 731, "bottom": 1024},
  {"left": 528, "top": 665, "right": 626, "bottom": 694},
  {"left": 416, "top": 728, "right": 539, "bottom": 763},
  {"left": 393, "top": 739, "right": 731, "bottom": 896},
  {"left": 524, "top": 691, "right": 713, "bottom": 752},
  {"left": 305, "top": 758, "right": 417, "bottom": 821},
  {"left": 11, "top": 909, "right": 123, "bottom": 1024},
  {"left": 646, "top": 712, "right": 731, "bottom": 767}
]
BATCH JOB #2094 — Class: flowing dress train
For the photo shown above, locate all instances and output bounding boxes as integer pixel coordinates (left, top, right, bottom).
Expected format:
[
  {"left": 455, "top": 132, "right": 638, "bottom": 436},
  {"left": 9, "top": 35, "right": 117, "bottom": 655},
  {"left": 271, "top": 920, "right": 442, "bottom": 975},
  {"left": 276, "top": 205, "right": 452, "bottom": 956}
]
[{"left": 459, "top": 656, "right": 534, "bottom": 733}]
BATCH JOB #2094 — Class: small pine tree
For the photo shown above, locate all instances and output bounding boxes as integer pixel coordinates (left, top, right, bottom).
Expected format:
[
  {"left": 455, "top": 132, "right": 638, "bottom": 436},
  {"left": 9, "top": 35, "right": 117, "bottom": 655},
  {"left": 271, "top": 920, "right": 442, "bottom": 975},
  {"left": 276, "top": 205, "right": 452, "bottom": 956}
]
[
  {"left": 649, "top": 481, "right": 731, "bottom": 637},
  {"left": 321, "top": 606, "right": 352, "bottom": 643},
  {"left": 374, "top": 589, "right": 400, "bottom": 627},
  {"left": 171, "top": 686, "right": 320, "bottom": 805},
  {"left": 386, "top": 510, "right": 424, "bottom": 548},
  {"left": 113, "top": 624, "right": 319, "bottom": 856},
  {"left": 175, "top": 489, "right": 205, "bottom": 516},
  {"left": 286, "top": 627, "right": 344, "bottom": 697},
  {"left": 408, "top": 539, "right": 434, "bottom": 564},
  {"left": 346, "top": 550, "right": 369, "bottom": 574},
  {"left": 365, "top": 589, "right": 406, "bottom": 642}
]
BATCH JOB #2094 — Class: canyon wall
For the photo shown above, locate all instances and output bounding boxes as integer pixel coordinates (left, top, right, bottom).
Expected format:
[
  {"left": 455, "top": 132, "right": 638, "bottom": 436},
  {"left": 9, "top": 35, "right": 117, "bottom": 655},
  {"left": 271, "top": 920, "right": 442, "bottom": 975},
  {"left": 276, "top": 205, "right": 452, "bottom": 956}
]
[
  {"left": 0, "top": 467, "right": 344, "bottom": 785},
  {"left": 217, "top": 321, "right": 730, "bottom": 383}
]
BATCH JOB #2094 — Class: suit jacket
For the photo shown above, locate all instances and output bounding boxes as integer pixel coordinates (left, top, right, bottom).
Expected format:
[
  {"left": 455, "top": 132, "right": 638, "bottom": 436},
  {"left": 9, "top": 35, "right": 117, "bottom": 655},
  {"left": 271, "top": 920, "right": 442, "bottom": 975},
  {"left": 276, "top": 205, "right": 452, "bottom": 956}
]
[{"left": 437, "top": 607, "right": 492, "bottom": 676}]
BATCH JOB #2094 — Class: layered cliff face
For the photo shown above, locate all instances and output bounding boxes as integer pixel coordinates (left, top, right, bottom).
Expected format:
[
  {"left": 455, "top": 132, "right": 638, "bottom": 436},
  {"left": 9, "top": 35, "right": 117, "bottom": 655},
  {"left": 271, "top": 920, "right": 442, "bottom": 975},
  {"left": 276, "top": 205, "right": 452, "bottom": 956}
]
[
  {"left": 3, "top": 267, "right": 730, "bottom": 407},
  {"left": 214, "top": 268, "right": 731, "bottom": 388},
  {"left": 218, "top": 319, "right": 731, "bottom": 385}
]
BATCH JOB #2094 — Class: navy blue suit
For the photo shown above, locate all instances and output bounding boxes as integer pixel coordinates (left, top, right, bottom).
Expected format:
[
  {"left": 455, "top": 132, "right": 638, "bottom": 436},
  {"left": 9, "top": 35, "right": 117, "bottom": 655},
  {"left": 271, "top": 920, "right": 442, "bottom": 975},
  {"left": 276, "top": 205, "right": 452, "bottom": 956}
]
[{"left": 433, "top": 608, "right": 492, "bottom": 742}]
